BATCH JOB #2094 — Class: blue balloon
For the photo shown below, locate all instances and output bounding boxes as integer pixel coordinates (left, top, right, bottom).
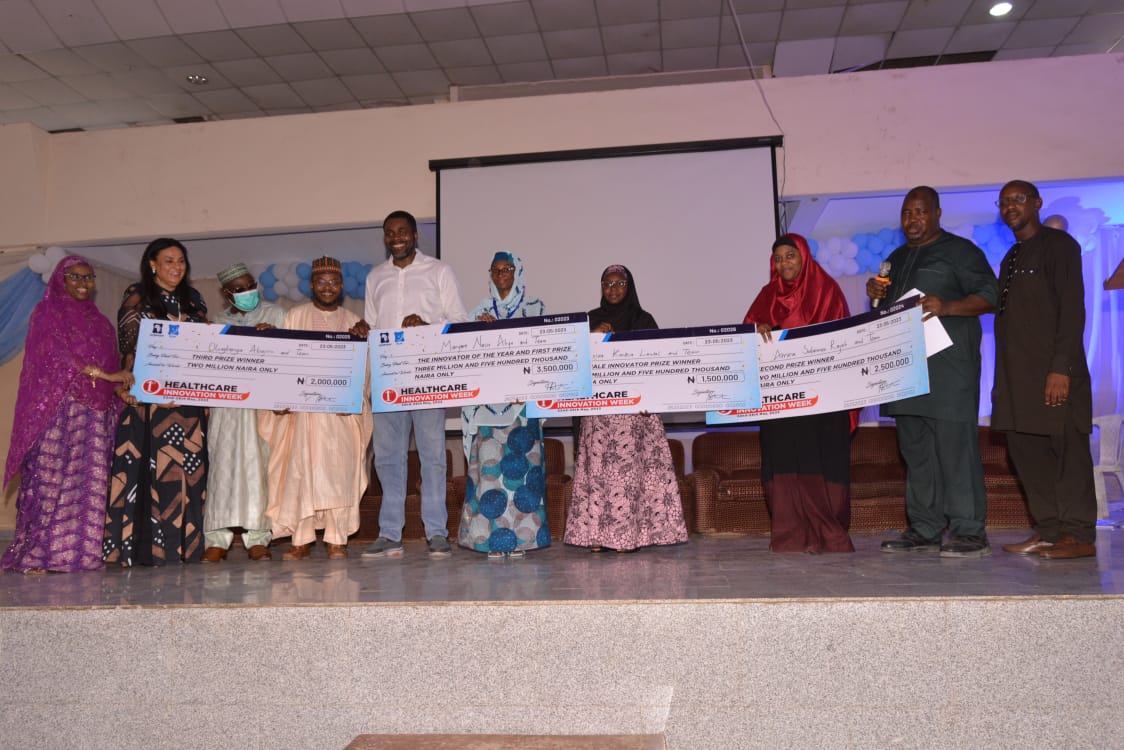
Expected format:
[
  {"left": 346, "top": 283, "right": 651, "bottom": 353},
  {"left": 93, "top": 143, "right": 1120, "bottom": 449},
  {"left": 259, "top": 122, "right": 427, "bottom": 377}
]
[
  {"left": 295, "top": 262, "right": 311, "bottom": 280},
  {"left": 806, "top": 237, "right": 820, "bottom": 257},
  {"left": 877, "top": 228, "right": 896, "bottom": 244},
  {"left": 259, "top": 266, "right": 277, "bottom": 287},
  {"left": 853, "top": 234, "right": 869, "bottom": 250},
  {"left": 262, "top": 286, "right": 278, "bottom": 301},
  {"left": 298, "top": 278, "right": 311, "bottom": 296},
  {"left": 344, "top": 278, "right": 359, "bottom": 297},
  {"left": 346, "top": 261, "right": 362, "bottom": 278},
  {"left": 855, "top": 248, "right": 873, "bottom": 271}
]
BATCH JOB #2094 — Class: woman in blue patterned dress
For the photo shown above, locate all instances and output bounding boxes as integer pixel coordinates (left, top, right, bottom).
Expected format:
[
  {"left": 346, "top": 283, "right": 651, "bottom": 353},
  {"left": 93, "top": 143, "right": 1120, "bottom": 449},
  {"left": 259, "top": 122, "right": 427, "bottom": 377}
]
[{"left": 458, "top": 252, "right": 549, "bottom": 559}]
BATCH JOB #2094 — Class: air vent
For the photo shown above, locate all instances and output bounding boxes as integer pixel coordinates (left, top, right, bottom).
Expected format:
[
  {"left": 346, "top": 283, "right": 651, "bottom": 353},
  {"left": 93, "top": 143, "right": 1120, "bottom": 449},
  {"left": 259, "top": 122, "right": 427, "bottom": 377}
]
[
  {"left": 48, "top": 127, "right": 85, "bottom": 133},
  {"left": 856, "top": 50, "right": 997, "bottom": 72},
  {"left": 172, "top": 116, "right": 207, "bottom": 124}
]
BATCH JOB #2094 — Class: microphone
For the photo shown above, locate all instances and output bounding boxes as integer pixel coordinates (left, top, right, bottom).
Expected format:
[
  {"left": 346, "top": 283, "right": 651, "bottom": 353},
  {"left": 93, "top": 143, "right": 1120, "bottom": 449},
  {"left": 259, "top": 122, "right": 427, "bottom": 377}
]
[{"left": 872, "top": 261, "right": 891, "bottom": 308}]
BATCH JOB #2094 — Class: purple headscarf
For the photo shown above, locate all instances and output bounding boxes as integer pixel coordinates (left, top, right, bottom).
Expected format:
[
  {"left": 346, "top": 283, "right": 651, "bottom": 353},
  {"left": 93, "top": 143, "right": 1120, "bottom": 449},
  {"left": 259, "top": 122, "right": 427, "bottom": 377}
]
[{"left": 5, "top": 256, "right": 120, "bottom": 485}]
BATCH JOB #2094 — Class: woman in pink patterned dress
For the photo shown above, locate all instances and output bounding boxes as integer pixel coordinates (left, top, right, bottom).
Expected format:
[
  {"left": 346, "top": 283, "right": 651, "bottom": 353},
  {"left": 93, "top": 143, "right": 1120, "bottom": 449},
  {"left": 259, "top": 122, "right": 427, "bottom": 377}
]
[
  {"left": 563, "top": 265, "right": 689, "bottom": 553},
  {"left": 3, "top": 256, "right": 132, "bottom": 573}
]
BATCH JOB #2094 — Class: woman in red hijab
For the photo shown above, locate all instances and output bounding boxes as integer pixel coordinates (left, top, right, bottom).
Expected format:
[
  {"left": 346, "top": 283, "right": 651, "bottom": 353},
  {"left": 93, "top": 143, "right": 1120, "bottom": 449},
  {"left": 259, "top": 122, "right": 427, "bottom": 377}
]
[{"left": 744, "top": 234, "right": 855, "bottom": 553}]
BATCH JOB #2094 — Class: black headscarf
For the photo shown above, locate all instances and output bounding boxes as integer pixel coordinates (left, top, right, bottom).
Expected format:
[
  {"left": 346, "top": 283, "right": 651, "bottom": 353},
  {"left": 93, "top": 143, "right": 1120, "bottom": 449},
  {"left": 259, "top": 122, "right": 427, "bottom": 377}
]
[{"left": 587, "top": 264, "right": 658, "bottom": 332}]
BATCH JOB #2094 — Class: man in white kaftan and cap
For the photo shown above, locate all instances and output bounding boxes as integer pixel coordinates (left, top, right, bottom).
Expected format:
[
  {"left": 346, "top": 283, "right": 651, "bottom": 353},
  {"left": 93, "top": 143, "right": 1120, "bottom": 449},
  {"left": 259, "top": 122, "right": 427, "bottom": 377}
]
[
  {"left": 202, "top": 262, "right": 286, "bottom": 562},
  {"left": 261, "top": 256, "right": 372, "bottom": 560}
]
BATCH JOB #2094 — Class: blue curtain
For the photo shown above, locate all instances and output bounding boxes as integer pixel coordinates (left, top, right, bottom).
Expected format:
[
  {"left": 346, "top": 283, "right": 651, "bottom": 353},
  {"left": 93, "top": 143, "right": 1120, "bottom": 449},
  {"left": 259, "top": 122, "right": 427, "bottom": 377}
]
[{"left": 0, "top": 268, "right": 46, "bottom": 367}]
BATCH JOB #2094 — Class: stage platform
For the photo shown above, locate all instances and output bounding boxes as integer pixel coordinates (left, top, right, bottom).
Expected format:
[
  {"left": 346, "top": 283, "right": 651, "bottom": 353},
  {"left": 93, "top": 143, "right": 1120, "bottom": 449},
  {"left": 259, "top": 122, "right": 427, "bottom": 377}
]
[{"left": 2, "top": 507, "right": 1122, "bottom": 749}]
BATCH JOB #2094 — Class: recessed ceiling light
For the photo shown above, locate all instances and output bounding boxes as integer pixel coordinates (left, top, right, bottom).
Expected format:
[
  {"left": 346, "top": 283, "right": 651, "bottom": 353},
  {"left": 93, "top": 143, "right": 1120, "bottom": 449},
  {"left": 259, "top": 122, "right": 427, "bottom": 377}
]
[
  {"left": 185, "top": 73, "right": 208, "bottom": 85},
  {"left": 989, "top": 2, "right": 1013, "bottom": 17}
]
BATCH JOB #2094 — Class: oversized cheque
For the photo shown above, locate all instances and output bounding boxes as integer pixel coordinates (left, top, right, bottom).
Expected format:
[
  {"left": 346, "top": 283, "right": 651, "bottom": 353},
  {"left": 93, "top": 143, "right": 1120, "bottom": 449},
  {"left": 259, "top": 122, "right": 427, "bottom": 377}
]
[
  {"left": 527, "top": 324, "right": 760, "bottom": 418},
  {"left": 131, "top": 319, "right": 367, "bottom": 413},
  {"left": 707, "top": 296, "right": 929, "bottom": 424},
  {"left": 369, "top": 313, "right": 592, "bottom": 412}
]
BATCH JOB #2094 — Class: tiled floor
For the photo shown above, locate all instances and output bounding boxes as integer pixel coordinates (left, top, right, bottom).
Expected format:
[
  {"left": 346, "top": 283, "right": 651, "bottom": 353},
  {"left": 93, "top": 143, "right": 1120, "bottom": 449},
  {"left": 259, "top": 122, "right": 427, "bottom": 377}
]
[{"left": 2, "top": 499, "right": 1120, "bottom": 609}]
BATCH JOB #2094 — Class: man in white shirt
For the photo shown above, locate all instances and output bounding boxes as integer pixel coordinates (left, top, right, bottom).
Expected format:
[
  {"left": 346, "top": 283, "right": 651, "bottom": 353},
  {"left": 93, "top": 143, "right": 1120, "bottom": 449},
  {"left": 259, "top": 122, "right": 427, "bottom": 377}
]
[{"left": 356, "top": 210, "right": 468, "bottom": 558}]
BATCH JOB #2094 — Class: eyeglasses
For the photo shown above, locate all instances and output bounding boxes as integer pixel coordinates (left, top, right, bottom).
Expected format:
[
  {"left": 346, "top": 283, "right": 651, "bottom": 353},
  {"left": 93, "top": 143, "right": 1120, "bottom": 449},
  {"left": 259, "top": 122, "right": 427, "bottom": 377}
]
[
  {"left": 490, "top": 266, "right": 516, "bottom": 275},
  {"left": 601, "top": 280, "right": 628, "bottom": 289},
  {"left": 227, "top": 281, "right": 257, "bottom": 293},
  {"left": 995, "top": 194, "right": 1032, "bottom": 208},
  {"left": 313, "top": 278, "right": 343, "bottom": 288},
  {"left": 64, "top": 273, "right": 96, "bottom": 282}
]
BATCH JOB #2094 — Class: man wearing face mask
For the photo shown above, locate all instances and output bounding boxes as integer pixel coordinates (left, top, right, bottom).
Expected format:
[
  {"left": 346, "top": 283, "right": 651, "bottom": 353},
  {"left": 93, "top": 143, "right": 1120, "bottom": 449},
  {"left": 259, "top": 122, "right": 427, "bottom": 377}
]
[{"left": 202, "top": 262, "right": 286, "bottom": 562}]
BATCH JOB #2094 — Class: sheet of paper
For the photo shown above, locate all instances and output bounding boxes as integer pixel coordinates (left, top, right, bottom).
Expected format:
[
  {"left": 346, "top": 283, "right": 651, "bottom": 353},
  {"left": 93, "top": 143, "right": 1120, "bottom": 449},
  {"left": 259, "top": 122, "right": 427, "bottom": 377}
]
[{"left": 900, "top": 288, "right": 952, "bottom": 357}]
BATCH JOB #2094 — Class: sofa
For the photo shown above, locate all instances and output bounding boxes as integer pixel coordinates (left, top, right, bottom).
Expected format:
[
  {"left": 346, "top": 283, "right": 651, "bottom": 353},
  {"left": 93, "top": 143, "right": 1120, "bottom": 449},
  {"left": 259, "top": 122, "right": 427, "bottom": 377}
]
[{"left": 691, "top": 425, "right": 1032, "bottom": 535}]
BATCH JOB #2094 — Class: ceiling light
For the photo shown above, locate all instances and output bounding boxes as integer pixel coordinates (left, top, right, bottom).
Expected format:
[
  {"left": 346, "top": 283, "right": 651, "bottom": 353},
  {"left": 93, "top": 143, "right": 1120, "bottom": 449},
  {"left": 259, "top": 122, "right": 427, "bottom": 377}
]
[
  {"left": 185, "top": 73, "right": 208, "bottom": 85},
  {"left": 989, "top": 2, "right": 1013, "bottom": 17}
]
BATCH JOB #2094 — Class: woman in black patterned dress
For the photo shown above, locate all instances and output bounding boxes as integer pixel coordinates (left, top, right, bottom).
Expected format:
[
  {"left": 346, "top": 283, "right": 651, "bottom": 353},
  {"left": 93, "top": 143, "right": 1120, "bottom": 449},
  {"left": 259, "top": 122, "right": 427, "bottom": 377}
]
[{"left": 103, "top": 238, "right": 209, "bottom": 566}]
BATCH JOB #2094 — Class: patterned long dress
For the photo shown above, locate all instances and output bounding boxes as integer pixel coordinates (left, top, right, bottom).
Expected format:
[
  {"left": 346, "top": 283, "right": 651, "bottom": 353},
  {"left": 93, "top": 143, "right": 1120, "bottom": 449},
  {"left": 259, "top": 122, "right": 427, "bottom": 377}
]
[
  {"left": 563, "top": 414, "right": 688, "bottom": 551},
  {"left": 3, "top": 256, "right": 121, "bottom": 573},
  {"left": 103, "top": 285, "right": 208, "bottom": 566},
  {"left": 458, "top": 256, "right": 550, "bottom": 554},
  {"left": 4, "top": 398, "right": 117, "bottom": 573},
  {"left": 458, "top": 413, "right": 550, "bottom": 553}
]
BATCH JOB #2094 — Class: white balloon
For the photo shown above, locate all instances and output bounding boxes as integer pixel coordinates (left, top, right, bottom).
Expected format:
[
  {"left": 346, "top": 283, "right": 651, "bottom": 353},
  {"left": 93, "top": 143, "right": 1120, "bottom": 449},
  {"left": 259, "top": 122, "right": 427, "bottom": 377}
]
[
  {"left": 841, "top": 239, "right": 858, "bottom": 259},
  {"left": 44, "top": 246, "right": 66, "bottom": 264},
  {"left": 844, "top": 258, "right": 860, "bottom": 276},
  {"left": 825, "top": 236, "right": 843, "bottom": 253},
  {"left": 273, "top": 262, "right": 291, "bottom": 278},
  {"left": 28, "top": 254, "right": 51, "bottom": 273},
  {"left": 286, "top": 286, "right": 304, "bottom": 301},
  {"left": 284, "top": 271, "right": 299, "bottom": 287},
  {"left": 274, "top": 280, "right": 289, "bottom": 296},
  {"left": 41, "top": 271, "right": 53, "bottom": 284}
]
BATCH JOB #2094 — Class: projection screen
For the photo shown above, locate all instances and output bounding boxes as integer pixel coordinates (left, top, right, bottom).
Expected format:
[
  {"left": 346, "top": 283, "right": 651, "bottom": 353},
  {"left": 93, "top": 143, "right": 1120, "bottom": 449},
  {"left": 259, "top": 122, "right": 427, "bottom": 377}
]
[{"left": 431, "top": 138, "right": 781, "bottom": 330}]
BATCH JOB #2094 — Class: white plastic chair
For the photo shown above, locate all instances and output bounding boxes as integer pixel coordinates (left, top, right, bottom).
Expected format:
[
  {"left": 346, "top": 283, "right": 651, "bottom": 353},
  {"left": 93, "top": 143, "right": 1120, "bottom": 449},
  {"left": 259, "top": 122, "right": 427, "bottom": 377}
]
[{"left": 1092, "top": 414, "right": 1124, "bottom": 520}]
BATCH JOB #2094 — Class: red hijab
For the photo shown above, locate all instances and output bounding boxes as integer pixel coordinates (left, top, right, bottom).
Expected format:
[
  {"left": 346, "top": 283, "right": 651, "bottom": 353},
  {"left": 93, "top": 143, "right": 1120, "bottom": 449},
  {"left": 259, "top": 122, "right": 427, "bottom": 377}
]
[
  {"left": 744, "top": 233, "right": 850, "bottom": 329},
  {"left": 745, "top": 234, "right": 857, "bottom": 431}
]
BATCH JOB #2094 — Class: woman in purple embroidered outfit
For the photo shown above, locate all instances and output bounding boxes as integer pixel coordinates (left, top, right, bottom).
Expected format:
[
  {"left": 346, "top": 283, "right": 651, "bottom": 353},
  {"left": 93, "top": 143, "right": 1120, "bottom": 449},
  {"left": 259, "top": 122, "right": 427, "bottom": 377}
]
[
  {"left": 3, "top": 256, "right": 132, "bottom": 573},
  {"left": 563, "top": 265, "right": 689, "bottom": 553}
]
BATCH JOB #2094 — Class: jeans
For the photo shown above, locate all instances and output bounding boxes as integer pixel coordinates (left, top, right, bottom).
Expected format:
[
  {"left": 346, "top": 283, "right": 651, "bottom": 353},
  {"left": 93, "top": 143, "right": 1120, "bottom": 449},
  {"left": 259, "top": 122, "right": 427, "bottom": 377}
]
[{"left": 372, "top": 408, "right": 448, "bottom": 541}]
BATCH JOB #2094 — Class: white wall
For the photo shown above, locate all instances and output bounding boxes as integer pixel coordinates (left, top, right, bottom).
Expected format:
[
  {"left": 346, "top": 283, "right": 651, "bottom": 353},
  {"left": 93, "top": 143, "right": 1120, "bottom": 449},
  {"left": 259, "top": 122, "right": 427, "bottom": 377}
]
[{"left": 2, "top": 54, "right": 1120, "bottom": 250}]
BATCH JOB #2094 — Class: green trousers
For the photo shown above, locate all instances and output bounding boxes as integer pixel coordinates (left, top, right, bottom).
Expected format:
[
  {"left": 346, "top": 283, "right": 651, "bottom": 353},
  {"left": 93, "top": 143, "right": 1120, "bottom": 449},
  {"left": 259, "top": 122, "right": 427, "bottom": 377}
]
[{"left": 895, "top": 416, "right": 987, "bottom": 540}]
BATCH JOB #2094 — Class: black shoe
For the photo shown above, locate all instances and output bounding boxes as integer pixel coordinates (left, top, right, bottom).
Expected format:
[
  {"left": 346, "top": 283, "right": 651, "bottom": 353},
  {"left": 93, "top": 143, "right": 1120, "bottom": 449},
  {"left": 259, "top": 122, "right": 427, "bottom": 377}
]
[
  {"left": 880, "top": 528, "right": 941, "bottom": 553},
  {"left": 939, "top": 535, "right": 991, "bottom": 558}
]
